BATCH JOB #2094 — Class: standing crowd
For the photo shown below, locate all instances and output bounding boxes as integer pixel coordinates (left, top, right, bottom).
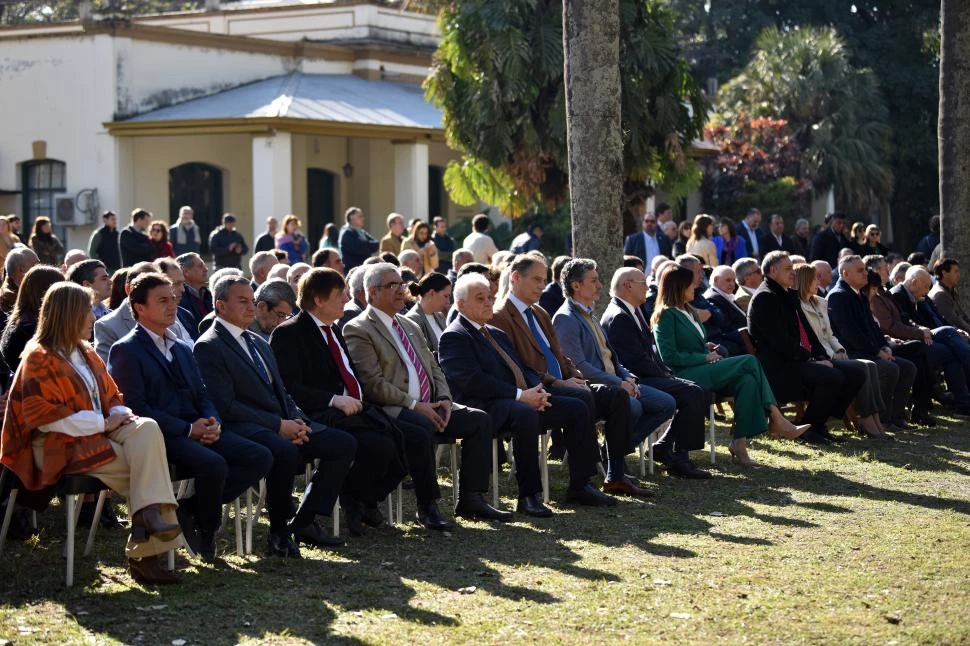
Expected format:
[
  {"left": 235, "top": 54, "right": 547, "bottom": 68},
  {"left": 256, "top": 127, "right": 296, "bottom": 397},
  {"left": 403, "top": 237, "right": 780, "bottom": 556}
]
[{"left": 0, "top": 202, "right": 962, "bottom": 585}]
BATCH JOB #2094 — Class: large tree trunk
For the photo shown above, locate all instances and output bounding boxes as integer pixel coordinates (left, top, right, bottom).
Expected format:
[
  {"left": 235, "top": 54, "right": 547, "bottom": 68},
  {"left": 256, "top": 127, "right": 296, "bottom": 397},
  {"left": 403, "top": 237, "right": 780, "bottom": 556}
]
[
  {"left": 939, "top": 1, "right": 970, "bottom": 277},
  {"left": 563, "top": 0, "right": 623, "bottom": 309}
]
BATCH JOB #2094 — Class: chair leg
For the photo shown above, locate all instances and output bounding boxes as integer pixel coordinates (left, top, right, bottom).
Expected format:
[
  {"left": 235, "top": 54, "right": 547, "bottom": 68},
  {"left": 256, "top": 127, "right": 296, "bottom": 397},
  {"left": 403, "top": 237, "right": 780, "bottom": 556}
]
[
  {"left": 643, "top": 438, "right": 650, "bottom": 477},
  {"left": 332, "top": 501, "right": 340, "bottom": 538},
  {"left": 539, "top": 432, "right": 550, "bottom": 504},
  {"left": 491, "top": 438, "right": 499, "bottom": 508},
  {"left": 450, "top": 443, "right": 459, "bottom": 506},
  {"left": 596, "top": 462, "right": 607, "bottom": 479},
  {"left": 65, "top": 494, "right": 78, "bottom": 588},
  {"left": 234, "top": 498, "right": 244, "bottom": 557},
  {"left": 507, "top": 438, "right": 517, "bottom": 482},
  {"left": 167, "top": 549, "right": 175, "bottom": 572},
  {"left": 0, "top": 488, "right": 19, "bottom": 557},
  {"left": 245, "top": 488, "right": 253, "bottom": 555},
  {"left": 709, "top": 403, "right": 717, "bottom": 466},
  {"left": 386, "top": 493, "right": 394, "bottom": 525},
  {"left": 83, "top": 490, "right": 107, "bottom": 557},
  {"left": 434, "top": 444, "right": 444, "bottom": 470}
]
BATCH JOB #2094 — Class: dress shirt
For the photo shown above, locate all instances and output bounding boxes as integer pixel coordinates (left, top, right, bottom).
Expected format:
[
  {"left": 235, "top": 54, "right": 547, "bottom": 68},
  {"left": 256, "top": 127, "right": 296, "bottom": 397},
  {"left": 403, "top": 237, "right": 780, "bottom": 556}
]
[
  {"left": 617, "top": 297, "right": 646, "bottom": 332},
  {"left": 460, "top": 314, "right": 522, "bottom": 400},
  {"left": 508, "top": 293, "right": 551, "bottom": 346},
  {"left": 216, "top": 317, "right": 272, "bottom": 383},
  {"left": 711, "top": 285, "right": 747, "bottom": 317},
  {"left": 425, "top": 313, "right": 445, "bottom": 342},
  {"left": 139, "top": 323, "right": 177, "bottom": 361},
  {"left": 643, "top": 231, "right": 661, "bottom": 268},
  {"left": 372, "top": 308, "right": 420, "bottom": 408},
  {"left": 92, "top": 302, "right": 111, "bottom": 320},
  {"left": 308, "top": 311, "right": 362, "bottom": 406},
  {"left": 742, "top": 222, "right": 760, "bottom": 257}
]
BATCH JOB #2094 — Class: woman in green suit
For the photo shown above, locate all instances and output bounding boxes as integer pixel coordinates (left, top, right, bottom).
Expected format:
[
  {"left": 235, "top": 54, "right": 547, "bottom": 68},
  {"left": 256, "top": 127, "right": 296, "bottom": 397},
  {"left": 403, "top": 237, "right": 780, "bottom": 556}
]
[{"left": 652, "top": 265, "right": 809, "bottom": 466}]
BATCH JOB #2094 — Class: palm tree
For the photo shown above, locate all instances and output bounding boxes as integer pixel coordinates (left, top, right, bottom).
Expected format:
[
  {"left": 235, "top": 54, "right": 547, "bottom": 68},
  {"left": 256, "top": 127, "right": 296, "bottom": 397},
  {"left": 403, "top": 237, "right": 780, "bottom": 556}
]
[{"left": 718, "top": 26, "right": 893, "bottom": 214}]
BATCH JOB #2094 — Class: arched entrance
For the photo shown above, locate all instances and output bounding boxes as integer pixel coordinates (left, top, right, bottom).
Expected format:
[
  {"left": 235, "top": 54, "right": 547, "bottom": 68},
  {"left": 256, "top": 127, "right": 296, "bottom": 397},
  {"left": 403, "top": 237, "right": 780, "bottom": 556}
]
[{"left": 169, "top": 162, "right": 223, "bottom": 255}]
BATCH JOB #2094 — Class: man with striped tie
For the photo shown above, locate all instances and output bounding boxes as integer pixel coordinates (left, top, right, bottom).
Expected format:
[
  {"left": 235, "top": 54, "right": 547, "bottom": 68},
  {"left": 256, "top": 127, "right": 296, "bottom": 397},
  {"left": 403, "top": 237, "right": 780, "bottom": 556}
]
[{"left": 343, "top": 263, "right": 507, "bottom": 528}]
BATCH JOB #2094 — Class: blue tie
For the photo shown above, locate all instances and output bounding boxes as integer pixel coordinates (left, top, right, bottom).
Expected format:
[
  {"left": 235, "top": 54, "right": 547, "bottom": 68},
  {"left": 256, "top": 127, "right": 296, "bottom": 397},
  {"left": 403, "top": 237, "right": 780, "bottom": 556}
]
[
  {"left": 243, "top": 332, "right": 271, "bottom": 384},
  {"left": 524, "top": 308, "right": 563, "bottom": 380}
]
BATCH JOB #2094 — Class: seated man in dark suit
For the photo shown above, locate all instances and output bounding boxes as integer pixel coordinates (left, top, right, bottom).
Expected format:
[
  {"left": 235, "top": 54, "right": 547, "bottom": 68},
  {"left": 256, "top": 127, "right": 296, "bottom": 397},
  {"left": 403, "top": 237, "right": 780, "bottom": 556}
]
[
  {"left": 343, "top": 263, "right": 507, "bottom": 525},
  {"left": 194, "top": 275, "right": 357, "bottom": 557},
  {"left": 154, "top": 258, "right": 200, "bottom": 341},
  {"left": 748, "top": 251, "right": 864, "bottom": 444},
  {"left": 675, "top": 255, "right": 744, "bottom": 356},
  {"left": 702, "top": 266, "right": 748, "bottom": 332},
  {"left": 602, "top": 268, "right": 711, "bottom": 478},
  {"left": 440, "top": 274, "right": 616, "bottom": 510},
  {"left": 270, "top": 268, "right": 408, "bottom": 536},
  {"left": 108, "top": 273, "right": 273, "bottom": 561},
  {"left": 176, "top": 252, "right": 212, "bottom": 331}
]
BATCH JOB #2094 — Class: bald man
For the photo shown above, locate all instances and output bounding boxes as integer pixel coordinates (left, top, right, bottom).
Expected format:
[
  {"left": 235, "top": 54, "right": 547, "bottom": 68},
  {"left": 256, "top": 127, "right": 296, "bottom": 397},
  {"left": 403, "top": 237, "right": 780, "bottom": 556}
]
[{"left": 812, "top": 260, "right": 833, "bottom": 297}]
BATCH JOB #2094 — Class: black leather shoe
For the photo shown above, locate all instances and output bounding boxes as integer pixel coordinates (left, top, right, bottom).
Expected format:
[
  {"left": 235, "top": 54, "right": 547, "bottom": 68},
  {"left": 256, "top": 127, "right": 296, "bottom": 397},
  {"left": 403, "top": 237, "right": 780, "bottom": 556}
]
[
  {"left": 889, "top": 417, "right": 913, "bottom": 431},
  {"left": 816, "top": 426, "right": 843, "bottom": 444},
  {"left": 196, "top": 530, "right": 217, "bottom": 562},
  {"left": 566, "top": 483, "right": 618, "bottom": 507},
  {"left": 516, "top": 494, "right": 553, "bottom": 518},
  {"left": 362, "top": 506, "right": 385, "bottom": 528},
  {"left": 290, "top": 520, "right": 344, "bottom": 548},
  {"left": 454, "top": 493, "right": 513, "bottom": 522},
  {"left": 416, "top": 502, "right": 457, "bottom": 530},
  {"left": 911, "top": 410, "right": 938, "bottom": 427},
  {"left": 797, "top": 429, "right": 832, "bottom": 446},
  {"left": 266, "top": 531, "right": 301, "bottom": 558},
  {"left": 669, "top": 459, "right": 712, "bottom": 479},
  {"left": 343, "top": 500, "right": 366, "bottom": 537},
  {"left": 175, "top": 505, "right": 200, "bottom": 554}
]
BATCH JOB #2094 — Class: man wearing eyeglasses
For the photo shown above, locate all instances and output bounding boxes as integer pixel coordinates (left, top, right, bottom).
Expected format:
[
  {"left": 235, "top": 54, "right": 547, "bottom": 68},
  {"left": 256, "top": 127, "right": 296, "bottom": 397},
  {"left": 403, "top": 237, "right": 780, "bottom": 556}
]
[
  {"left": 343, "top": 263, "right": 506, "bottom": 529},
  {"left": 250, "top": 279, "right": 296, "bottom": 341},
  {"left": 624, "top": 211, "right": 672, "bottom": 269}
]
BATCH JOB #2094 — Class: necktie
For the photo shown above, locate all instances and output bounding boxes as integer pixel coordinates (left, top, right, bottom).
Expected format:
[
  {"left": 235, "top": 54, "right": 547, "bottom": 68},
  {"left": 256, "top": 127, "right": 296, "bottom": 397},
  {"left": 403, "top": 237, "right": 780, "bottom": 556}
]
[
  {"left": 524, "top": 308, "right": 562, "bottom": 380},
  {"left": 796, "top": 314, "right": 812, "bottom": 353},
  {"left": 323, "top": 325, "right": 362, "bottom": 400},
  {"left": 481, "top": 327, "right": 527, "bottom": 389},
  {"left": 392, "top": 318, "right": 431, "bottom": 402},
  {"left": 633, "top": 306, "right": 650, "bottom": 337},
  {"left": 243, "top": 332, "right": 271, "bottom": 384}
]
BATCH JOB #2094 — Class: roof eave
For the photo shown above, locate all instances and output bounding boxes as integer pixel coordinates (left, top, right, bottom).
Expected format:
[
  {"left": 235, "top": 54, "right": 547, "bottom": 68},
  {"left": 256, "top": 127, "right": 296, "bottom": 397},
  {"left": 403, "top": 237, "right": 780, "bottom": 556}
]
[{"left": 103, "top": 116, "right": 445, "bottom": 141}]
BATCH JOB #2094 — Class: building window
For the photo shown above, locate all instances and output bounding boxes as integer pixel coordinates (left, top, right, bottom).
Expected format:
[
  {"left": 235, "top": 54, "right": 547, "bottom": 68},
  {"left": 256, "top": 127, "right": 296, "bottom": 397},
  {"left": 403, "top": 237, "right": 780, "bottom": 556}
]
[{"left": 21, "top": 159, "right": 66, "bottom": 233}]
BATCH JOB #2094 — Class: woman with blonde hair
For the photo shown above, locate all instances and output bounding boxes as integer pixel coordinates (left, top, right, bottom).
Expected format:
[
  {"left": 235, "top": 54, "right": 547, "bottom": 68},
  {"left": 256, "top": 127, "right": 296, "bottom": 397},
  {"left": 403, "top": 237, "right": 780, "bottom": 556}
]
[
  {"left": 401, "top": 221, "right": 438, "bottom": 276},
  {"left": 685, "top": 214, "right": 718, "bottom": 267},
  {"left": 1, "top": 282, "right": 184, "bottom": 584},
  {"left": 652, "top": 264, "right": 808, "bottom": 466}
]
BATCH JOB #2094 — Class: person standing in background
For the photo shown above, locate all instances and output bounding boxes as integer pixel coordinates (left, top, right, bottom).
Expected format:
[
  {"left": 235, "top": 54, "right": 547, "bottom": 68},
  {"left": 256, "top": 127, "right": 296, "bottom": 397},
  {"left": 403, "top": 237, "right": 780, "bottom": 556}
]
[
  {"left": 88, "top": 211, "right": 121, "bottom": 274},
  {"left": 208, "top": 214, "right": 249, "bottom": 270},
  {"left": 169, "top": 206, "right": 202, "bottom": 256}
]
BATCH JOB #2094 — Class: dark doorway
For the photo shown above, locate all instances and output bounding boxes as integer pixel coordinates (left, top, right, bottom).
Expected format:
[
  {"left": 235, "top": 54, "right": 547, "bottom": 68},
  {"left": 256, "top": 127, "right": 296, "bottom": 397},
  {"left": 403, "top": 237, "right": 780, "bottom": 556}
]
[
  {"left": 169, "top": 162, "right": 223, "bottom": 255},
  {"left": 307, "top": 168, "right": 337, "bottom": 249},
  {"left": 429, "top": 165, "right": 445, "bottom": 221}
]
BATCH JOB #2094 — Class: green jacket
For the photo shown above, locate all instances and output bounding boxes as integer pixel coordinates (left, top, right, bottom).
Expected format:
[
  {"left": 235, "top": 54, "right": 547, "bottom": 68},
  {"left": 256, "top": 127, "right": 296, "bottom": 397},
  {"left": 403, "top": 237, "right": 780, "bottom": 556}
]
[{"left": 654, "top": 307, "right": 709, "bottom": 370}]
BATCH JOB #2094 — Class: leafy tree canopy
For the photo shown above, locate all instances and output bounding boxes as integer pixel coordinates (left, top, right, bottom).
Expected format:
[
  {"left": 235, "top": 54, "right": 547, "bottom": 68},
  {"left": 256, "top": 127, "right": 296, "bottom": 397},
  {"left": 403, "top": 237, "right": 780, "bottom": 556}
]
[{"left": 425, "top": 0, "right": 705, "bottom": 216}]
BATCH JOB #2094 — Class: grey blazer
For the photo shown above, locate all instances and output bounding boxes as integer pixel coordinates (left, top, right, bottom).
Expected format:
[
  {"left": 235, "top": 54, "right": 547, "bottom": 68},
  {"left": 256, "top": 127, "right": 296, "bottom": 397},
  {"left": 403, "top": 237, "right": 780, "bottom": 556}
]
[
  {"left": 552, "top": 298, "right": 631, "bottom": 387},
  {"left": 403, "top": 306, "right": 447, "bottom": 352},
  {"left": 94, "top": 298, "right": 189, "bottom": 363}
]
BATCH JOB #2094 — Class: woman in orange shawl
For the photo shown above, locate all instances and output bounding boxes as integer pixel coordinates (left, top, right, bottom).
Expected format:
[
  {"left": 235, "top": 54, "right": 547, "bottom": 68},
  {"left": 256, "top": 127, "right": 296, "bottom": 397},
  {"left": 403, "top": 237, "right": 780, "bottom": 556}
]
[{"left": 1, "top": 282, "right": 183, "bottom": 584}]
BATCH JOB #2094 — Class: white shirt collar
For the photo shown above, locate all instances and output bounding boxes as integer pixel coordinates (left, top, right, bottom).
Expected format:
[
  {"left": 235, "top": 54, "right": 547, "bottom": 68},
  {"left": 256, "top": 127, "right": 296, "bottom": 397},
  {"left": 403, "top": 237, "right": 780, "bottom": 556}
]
[
  {"left": 711, "top": 285, "right": 735, "bottom": 302},
  {"left": 307, "top": 310, "right": 332, "bottom": 330},
  {"left": 371, "top": 306, "right": 398, "bottom": 329},
  {"left": 139, "top": 322, "right": 178, "bottom": 345},
  {"left": 216, "top": 316, "right": 246, "bottom": 338},
  {"left": 617, "top": 297, "right": 641, "bottom": 318},
  {"left": 507, "top": 292, "right": 532, "bottom": 316},
  {"left": 459, "top": 313, "right": 487, "bottom": 333}
]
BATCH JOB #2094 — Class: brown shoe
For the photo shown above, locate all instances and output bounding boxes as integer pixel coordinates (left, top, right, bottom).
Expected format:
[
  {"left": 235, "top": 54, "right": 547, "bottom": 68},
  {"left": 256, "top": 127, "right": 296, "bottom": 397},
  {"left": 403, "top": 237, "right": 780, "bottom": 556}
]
[
  {"left": 128, "top": 556, "right": 181, "bottom": 585},
  {"left": 131, "top": 504, "right": 182, "bottom": 543},
  {"left": 603, "top": 478, "right": 654, "bottom": 498}
]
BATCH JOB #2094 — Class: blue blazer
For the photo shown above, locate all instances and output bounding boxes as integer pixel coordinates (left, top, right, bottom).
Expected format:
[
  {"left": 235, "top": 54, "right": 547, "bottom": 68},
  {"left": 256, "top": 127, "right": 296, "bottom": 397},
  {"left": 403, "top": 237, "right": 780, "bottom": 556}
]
[
  {"left": 552, "top": 299, "right": 631, "bottom": 386},
  {"left": 623, "top": 231, "right": 673, "bottom": 264},
  {"left": 712, "top": 236, "right": 749, "bottom": 265},
  {"left": 107, "top": 324, "right": 219, "bottom": 438},
  {"left": 825, "top": 279, "right": 886, "bottom": 358}
]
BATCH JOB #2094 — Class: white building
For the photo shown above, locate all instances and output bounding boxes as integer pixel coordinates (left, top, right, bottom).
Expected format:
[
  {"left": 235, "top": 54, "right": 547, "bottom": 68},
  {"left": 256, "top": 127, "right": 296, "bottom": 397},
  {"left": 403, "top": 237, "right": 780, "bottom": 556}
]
[{"left": 0, "top": 0, "right": 474, "bottom": 255}]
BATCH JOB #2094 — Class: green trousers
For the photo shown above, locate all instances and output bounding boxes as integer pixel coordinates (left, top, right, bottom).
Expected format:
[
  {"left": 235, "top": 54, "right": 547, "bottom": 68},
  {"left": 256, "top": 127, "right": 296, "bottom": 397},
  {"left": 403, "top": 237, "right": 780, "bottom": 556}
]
[{"left": 674, "top": 355, "right": 776, "bottom": 439}]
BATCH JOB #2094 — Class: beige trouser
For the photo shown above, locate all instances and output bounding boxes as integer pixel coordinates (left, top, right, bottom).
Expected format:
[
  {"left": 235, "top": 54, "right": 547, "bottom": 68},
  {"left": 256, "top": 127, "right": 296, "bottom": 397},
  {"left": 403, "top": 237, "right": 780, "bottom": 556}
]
[{"left": 33, "top": 417, "right": 182, "bottom": 558}]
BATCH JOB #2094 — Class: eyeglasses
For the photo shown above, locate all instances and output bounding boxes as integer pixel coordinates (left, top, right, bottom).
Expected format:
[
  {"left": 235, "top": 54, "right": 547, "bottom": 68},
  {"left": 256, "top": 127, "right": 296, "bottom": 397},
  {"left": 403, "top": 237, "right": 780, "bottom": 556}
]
[
  {"left": 270, "top": 308, "right": 293, "bottom": 322},
  {"left": 379, "top": 281, "right": 405, "bottom": 291}
]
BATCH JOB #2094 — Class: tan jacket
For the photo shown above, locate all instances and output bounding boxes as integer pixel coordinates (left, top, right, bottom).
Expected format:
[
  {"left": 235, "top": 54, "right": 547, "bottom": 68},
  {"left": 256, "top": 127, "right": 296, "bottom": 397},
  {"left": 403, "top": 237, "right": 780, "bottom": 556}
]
[
  {"left": 342, "top": 306, "right": 451, "bottom": 417},
  {"left": 401, "top": 237, "right": 438, "bottom": 275},
  {"left": 800, "top": 296, "right": 844, "bottom": 359},
  {"left": 490, "top": 297, "right": 580, "bottom": 387}
]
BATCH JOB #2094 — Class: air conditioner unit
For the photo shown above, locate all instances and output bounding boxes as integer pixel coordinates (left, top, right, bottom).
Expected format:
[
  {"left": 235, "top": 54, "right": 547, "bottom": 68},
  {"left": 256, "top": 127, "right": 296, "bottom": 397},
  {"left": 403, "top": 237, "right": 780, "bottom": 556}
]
[{"left": 54, "top": 196, "right": 76, "bottom": 225}]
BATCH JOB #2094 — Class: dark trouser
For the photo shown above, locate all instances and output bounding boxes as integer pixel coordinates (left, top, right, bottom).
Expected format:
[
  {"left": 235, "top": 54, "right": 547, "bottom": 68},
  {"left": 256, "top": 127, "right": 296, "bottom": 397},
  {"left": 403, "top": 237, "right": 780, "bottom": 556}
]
[
  {"left": 547, "top": 386, "right": 606, "bottom": 488},
  {"left": 243, "top": 424, "right": 357, "bottom": 531},
  {"left": 858, "top": 356, "right": 916, "bottom": 422},
  {"left": 395, "top": 403, "right": 491, "bottom": 504},
  {"left": 822, "top": 359, "right": 866, "bottom": 420},
  {"left": 891, "top": 341, "right": 933, "bottom": 410},
  {"left": 797, "top": 361, "right": 846, "bottom": 431},
  {"left": 639, "top": 376, "right": 708, "bottom": 455},
  {"left": 931, "top": 326, "right": 970, "bottom": 403},
  {"left": 520, "top": 390, "right": 597, "bottom": 491},
  {"left": 165, "top": 431, "right": 273, "bottom": 534},
  {"left": 590, "top": 384, "right": 636, "bottom": 480}
]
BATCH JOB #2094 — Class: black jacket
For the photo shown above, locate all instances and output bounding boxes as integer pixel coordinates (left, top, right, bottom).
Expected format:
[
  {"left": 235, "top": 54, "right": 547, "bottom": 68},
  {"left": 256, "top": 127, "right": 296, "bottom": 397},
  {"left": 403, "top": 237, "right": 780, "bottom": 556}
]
[
  {"left": 809, "top": 227, "right": 851, "bottom": 268},
  {"left": 118, "top": 225, "right": 155, "bottom": 266},
  {"left": 825, "top": 279, "right": 886, "bottom": 358},
  {"left": 600, "top": 297, "right": 670, "bottom": 380},
  {"left": 209, "top": 227, "right": 249, "bottom": 269}
]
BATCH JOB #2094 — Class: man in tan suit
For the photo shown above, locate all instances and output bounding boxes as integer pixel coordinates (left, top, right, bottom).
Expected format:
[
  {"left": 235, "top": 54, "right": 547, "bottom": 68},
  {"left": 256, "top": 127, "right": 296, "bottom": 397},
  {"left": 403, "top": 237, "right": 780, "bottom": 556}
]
[
  {"left": 491, "top": 254, "right": 649, "bottom": 498},
  {"left": 343, "top": 263, "right": 510, "bottom": 526}
]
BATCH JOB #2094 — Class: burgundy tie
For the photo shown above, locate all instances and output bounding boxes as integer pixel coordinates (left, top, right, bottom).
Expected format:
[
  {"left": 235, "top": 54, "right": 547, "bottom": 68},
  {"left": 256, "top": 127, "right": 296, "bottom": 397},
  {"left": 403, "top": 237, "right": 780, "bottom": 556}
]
[
  {"left": 392, "top": 318, "right": 432, "bottom": 402},
  {"left": 322, "top": 325, "right": 362, "bottom": 400},
  {"left": 796, "top": 315, "right": 812, "bottom": 353}
]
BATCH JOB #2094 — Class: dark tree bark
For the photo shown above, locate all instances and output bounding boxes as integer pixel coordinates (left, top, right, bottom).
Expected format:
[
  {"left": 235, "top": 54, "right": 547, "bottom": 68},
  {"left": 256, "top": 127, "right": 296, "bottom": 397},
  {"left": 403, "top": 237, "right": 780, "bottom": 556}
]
[
  {"left": 940, "top": 1, "right": 970, "bottom": 278},
  {"left": 563, "top": 0, "right": 623, "bottom": 309}
]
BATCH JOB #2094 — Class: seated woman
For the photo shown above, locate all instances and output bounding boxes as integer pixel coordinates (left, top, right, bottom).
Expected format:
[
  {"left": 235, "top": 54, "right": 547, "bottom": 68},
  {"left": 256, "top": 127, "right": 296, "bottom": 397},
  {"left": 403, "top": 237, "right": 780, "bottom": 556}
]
[
  {"left": 685, "top": 214, "right": 718, "bottom": 268},
  {"left": 0, "top": 265, "right": 65, "bottom": 373},
  {"left": 652, "top": 264, "right": 809, "bottom": 466},
  {"left": 1, "top": 282, "right": 184, "bottom": 584},
  {"left": 403, "top": 272, "right": 452, "bottom": 352},
  {"left": 712, "top": 217, "right": 749, "bottom": 267},
  {"left": 794, "top": 263, "right": 891, "bottom": 439}
]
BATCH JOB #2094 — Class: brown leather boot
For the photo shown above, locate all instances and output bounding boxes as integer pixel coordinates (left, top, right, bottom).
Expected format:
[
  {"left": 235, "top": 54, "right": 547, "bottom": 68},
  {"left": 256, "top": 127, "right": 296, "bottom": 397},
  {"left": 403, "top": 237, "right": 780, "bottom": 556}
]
[
  {"left": 131, "top": 504, "right": 182, "bottom": 543},
  {"left": 128, "top": 556, "right": 181, "bottom": 585}
]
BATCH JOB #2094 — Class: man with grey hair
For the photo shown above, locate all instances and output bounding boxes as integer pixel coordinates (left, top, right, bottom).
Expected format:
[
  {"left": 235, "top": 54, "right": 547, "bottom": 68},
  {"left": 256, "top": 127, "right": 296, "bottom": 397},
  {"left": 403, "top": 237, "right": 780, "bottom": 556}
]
[
  {"left": 676, "top": 254, "right": 743, "bottom": 356},
  {"left": 62, "top": 248, "right": 88, "bottom": 272},
  {"left": 194, "top": 274, "right": 355, "bottom": 555},
  {"left": 811, "top": 260, "right": 833, "bottom": 297},
  {"left": 703, "top": 265, "right": 747, "bottom": 330},
  {"left": 731, "top": 257, "right": 762, "bottom": 311},
  {"left": 398, "top": 249, "right": 423, "bottom": 277},
  {"left": 196, "top": 268, "right": 245, "bottom": 336},
  {"left": 251, "top": 279, "right": 297, "bottom": 341},
  {"left": 170, "top": 205, "right": 202, "bottom": 256},
  {"left": 554, "top": 258, "right": 673, "bottom": 497},
  {"left": 1, "top": 247, "right": 38, "bottom": 314},
  {"left": 287, "top": 262, "right": 311, "bottom": 294},
  {"left": 249, "top": 250, "right": 279, "bottom": 291},
  {"left": 449, "top": 248, "right": 474, "bottom": 284},
  {"left": 177, "top": 252, "right": 212, "bottom": 331},
  {"left": 343, "top": 263, "right": 502, "bottom": 526},
  {"left": 338, "top": 265, "right": 367, "bottom": 328}
]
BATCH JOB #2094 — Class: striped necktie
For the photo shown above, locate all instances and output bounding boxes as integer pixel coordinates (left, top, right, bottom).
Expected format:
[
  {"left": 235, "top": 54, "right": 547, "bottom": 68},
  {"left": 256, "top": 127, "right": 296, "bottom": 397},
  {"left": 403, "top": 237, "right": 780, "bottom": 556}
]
[{"left": 392, "top": 318, "right": 431, "bottom": 402}]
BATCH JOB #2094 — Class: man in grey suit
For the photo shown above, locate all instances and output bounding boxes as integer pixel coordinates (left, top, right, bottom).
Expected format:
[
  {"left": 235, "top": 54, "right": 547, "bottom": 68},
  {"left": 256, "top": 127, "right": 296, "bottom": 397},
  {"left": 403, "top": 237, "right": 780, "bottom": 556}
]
[
  {"left": 343, "top": 263, "right": 508, "bottom": 526},
  {"left": 193, "top": 275, "right": 357, "bottom": 557},
  {"left": 94, "top": 262, "right": 191, "bottom": 362},
  {"left": 553, "top": 259, "right": 676, "bottom": 492}
]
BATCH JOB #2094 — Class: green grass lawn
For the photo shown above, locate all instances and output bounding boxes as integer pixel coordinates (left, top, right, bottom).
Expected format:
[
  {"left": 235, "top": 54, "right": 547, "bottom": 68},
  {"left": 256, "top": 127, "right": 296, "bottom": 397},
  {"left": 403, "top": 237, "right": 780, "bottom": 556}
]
[{"left": 2, "top": 413, "right": 970, "bottom": 645}]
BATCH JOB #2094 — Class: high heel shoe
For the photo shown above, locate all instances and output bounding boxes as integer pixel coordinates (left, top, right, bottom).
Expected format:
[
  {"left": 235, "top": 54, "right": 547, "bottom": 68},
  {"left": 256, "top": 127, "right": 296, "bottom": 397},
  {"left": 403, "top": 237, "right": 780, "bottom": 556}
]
[
  {"left": 857, "top": 416, "right": 895, "bottom": 441},
  {"left": 768, "top": 417, "right": 812, "bottom": 440},
  {"left": 131, "top": 504, "right": 182, "bottom": 543},
  {"left": 728, "top": 439, "right": 759, "bottom": 467}
]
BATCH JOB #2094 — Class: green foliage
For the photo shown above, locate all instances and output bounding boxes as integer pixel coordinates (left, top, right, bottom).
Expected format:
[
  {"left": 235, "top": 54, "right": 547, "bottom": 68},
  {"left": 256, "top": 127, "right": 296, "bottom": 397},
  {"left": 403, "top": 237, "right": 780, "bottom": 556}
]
[
  {"left": 718, "top": 27, "right": 893, "bottom": 214},
  {"left": 426, "top": 0, "right": 704, "bottom": 215}
]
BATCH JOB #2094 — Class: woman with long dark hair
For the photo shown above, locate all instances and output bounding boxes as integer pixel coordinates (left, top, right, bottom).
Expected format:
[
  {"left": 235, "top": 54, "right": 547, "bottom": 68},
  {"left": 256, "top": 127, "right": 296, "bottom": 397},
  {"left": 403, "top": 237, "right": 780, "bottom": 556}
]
[
  {"left": 712, "top": 217, "right": 749, "bottom": 266},
  {"left": 403, "top": 272, "right": 452, "bottom": 351},
  {"left": 149, "top": 220, "right": 175, "bottom": 259},
  {"left": 28, "top": 216, "right": 64, "bottom": 266},
  {"left": 401, "top": 222, "right": 439, "bottom": 277}
]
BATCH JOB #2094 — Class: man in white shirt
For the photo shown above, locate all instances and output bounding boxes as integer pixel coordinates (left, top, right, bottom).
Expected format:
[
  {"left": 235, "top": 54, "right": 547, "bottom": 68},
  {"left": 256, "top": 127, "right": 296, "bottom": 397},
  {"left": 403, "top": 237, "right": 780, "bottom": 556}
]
[
  {"left": 703, "top": 266, "right": 748, "bottom": 330},
  {"left": 737, "top": 208, "right": 763, "bottom": 260},
  {"left": 462, "top": 213, "right": 499, "bottom": 264}
]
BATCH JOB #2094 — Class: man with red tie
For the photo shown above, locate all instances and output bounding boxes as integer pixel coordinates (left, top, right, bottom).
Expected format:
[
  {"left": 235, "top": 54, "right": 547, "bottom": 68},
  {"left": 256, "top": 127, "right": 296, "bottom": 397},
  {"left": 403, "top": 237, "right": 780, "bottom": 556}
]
[{"left": 270, "top": 268, "right": 410, "bottom": 536}]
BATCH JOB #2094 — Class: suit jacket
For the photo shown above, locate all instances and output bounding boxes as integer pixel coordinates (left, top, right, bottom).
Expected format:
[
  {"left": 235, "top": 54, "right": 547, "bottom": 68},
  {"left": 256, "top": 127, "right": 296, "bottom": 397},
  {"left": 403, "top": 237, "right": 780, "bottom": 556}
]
[
  {"left": 337, "top": 298, "right": 365, "bottom": 331},
  {"left": 93, "top": 298, "right": 187, "bottom": 363},
  {"left": 118, "top": 224, "right": 155, "bottom": 266},
  {"left": 702, "top": 288, "right": 747, "bottom": 331},
  {"left": 809, "top": 227, "right": 849, "bottom": 267},
  {"left": 490, "top": 296, "right": 579, "bottom": 387},
  {"left": 338, "top": 224, "right": 380, "bottom": 270},
  {"left": 438, "top": 315, "right": 542, "bottom": 421},
  {"left": 403, "top": 306, "right": 447, "bottom": 353},
  {"left": 825, "top": 279, "right": 886, "bottom": 358},
  {"left": 653, "top": 307, "right": 710, "bottom": 371},
  {"left": 270, "top": 310, "right": 362, "bottom": 420},
  {"left": 930, "top": 283, "right": 970, "bottom": 333},
  {"left": 552, "top": 299, "right": 631, "bottom": 386},
  {"left": 736, "top": 221, "right": 762, "bottom": 259},
  {"left": 177, "top": 306, "right": 199, "bottom": 341},
  {"left": 600, "top": 297, "right": 670, "bottom": 380},
  {"left": 870, "top": 290, "right": 923, "bottom": 341},
  {"left": 180, "top": 287, "right": 212, "bottom": 329},
  {"left": 760, "top": 232, "right": 796, "bottom": 255},
  {"left": 193, "top": 319, "right": 306, "bottom": 437},
  {"left": 538, "top": 282, "right": 565, "bottom": 317},
  {"left": 889, "top": 283, "right": 948, "bottom": 332},
  {"left": 107, "top": 325, "right": 219, "bottom": 438},
  {"left": 342, "top": 306, "right": 451, "bottom": 418},
  {"left": 623, "top": 231, "right": 673, "bottom": 265}
]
